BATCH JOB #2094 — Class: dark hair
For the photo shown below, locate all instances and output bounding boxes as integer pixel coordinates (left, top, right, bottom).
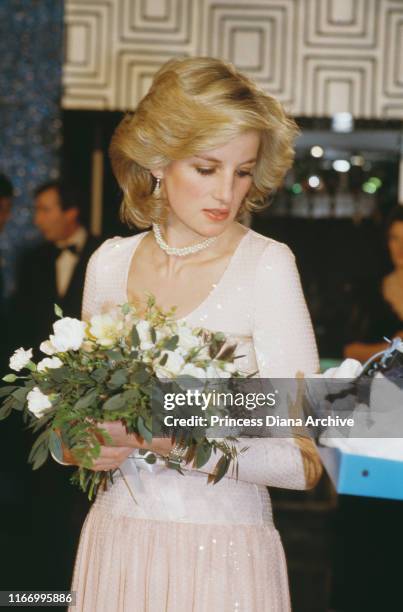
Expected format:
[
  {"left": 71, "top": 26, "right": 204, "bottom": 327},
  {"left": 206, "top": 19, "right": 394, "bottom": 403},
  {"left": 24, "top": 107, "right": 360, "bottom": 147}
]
[
  {"left": 385, "top": 206, "right": 403, "bottom": 236},
  {"left": 0, "top": 173, "right": 14, "bottom": 198},
  {"left": 34, "top": 180, "right": 84, "bottom": 212}
]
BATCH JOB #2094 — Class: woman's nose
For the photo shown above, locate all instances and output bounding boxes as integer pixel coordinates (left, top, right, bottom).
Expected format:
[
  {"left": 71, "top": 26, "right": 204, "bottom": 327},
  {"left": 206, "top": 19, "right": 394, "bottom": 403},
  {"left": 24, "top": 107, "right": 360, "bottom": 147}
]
[{"left": 213, "top": 173, "right": 234, "bottom": 204}]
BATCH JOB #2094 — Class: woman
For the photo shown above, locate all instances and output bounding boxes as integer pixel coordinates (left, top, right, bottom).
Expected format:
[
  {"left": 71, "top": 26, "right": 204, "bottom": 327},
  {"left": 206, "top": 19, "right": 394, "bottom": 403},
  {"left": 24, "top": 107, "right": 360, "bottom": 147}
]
[
  {"left": 61, "top": 57, "right": 322, "bottom": 611},
  {"left": 344, "top": 206, "right": 403, "bottom": 362}
]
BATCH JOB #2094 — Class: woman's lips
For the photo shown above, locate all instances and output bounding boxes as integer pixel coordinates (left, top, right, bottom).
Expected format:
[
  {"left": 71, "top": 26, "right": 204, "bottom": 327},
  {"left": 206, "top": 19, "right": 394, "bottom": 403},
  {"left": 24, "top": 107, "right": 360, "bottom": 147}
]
[{"left": 203, "top": 209, "right": 230, "bottom": 221}]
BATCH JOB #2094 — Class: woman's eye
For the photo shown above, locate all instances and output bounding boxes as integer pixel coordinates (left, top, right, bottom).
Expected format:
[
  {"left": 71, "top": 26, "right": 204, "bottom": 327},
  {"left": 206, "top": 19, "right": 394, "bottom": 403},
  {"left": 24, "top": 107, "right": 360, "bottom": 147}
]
[
  {"left": 195, "top": 167, "right": 215, "bottom": 175},
  {"left": 237, "top": 170, "right": 253, "bottom": 178}
]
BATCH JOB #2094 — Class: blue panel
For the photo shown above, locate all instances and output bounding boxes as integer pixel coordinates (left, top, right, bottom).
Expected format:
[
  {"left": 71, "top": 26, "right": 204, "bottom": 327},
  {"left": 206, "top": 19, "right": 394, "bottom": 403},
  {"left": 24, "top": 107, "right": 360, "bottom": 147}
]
[
  {"left": 320, "top": 447, "right": 403, "bottom": 501},
  {"left": 0, "top": 0, "right": 63, "bottom": 297}
]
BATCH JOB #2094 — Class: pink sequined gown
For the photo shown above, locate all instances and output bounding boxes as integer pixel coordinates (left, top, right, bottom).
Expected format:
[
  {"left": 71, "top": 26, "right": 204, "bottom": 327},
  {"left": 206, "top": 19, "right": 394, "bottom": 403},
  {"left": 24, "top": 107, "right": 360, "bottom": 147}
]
[{"left": 69, "top": 229, "right": 319, "bottom": 611}]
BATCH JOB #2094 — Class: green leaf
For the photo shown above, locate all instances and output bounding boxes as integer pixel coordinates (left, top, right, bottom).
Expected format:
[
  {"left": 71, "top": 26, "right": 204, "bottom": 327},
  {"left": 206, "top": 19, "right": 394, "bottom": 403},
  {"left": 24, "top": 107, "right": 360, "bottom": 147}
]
[
  {"left": 159, "top": 353, "right": 168, "bottom": 366},
  {"left": 74, "top": 388, "right": 99, "bottom": 410},
  {"left": 0, "top": 385, "right": 17, "bottom": 398},
  {"left": 150, "top": 327, "right": 157, "bottom": 343},
  {"left": 103, "top": 393, "right": 126, "bottom": 411},
  {"left": 47, "top": 366, "right": 70, "bottom": 383},
  {"left": 54, "top": 304, "right": 64, "bottom": 318},
  {"left": 12, "top": 387, "right": 29, "bottom": 403},
  {"left": 137, "top": 416, "right": 153, "bottom": 443},
  {"left": 91, "top": 367, "right": 108, "bottom": 383},
  {"left": 130, "top": 364, "right": 149, "bottom": 385},
  {"left": 162, "top": 335, "right": 179, "bottom": 351},
  {"left": 0, "top": 401, "right": 13, "bottom": 421},
  {"left": 106, "top": 349, "right": 124, "bottom": 362},
  {"left": 194, "top": 443, "right": 212, "bottom": 469},
  {"left": 213, "top": 455, "right": 230, "bottom": 484},
  {"left": 131, "top": 325, "right": 140, "bottom": 348},
  {"left": 108, "top": 369, "right": 128, "bottom": 389},
  {"left": 3, "top": 374, "right": 17, "bottom": 383},
  {"left": 49, "top": 430, "right": 64, "bottom": 463}
]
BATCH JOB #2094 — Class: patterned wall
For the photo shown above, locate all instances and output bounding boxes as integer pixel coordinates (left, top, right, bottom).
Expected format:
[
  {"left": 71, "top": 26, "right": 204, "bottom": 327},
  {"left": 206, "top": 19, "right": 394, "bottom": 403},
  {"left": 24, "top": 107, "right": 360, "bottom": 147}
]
[
  {"left": 63, "top": 0, "right": 403, "bottom": 118},
  {"left": 0, "top": 1, "right": 63, "bottom": 296}
]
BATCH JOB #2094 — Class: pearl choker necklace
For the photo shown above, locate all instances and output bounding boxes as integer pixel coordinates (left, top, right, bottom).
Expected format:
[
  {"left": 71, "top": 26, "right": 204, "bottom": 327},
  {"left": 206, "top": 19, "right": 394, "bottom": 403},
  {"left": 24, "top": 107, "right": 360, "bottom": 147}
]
[{"left": 152, "top": 223, "right": 217, "bottom": 257}]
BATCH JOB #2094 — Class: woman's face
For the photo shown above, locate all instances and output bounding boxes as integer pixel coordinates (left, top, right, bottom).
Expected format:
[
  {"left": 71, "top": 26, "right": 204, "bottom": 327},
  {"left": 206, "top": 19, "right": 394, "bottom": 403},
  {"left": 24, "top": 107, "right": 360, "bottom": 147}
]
[
  {"left": 156, "top": 130, "right": 260, "bottom": 238},
  {"left": 388, "top": 221, "right": 403, "bottom": 270}
]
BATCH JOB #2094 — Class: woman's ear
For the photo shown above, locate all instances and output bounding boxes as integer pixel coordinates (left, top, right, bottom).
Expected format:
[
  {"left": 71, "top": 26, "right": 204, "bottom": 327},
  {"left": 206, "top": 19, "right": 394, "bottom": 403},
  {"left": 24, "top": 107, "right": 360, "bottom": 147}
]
[{"left": 150, "top": 167, "right": 164, "bottom": 181}]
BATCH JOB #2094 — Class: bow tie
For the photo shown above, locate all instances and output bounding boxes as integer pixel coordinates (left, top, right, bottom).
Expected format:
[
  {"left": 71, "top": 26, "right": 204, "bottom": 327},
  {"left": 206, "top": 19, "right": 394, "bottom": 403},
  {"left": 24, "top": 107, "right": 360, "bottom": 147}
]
[{"left": 55, "top": 244, "right": 79, "bottom": 256}]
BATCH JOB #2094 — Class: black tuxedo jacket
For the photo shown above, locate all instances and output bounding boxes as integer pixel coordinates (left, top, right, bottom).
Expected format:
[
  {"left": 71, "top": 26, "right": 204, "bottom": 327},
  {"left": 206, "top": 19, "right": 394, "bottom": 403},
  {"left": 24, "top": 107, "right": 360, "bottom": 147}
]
[
  {"left": 9, "top": 231, "right": 102, "bottom": 589},
  {"left": 13, "top": 232, "right": 101, "bottom": 352}
]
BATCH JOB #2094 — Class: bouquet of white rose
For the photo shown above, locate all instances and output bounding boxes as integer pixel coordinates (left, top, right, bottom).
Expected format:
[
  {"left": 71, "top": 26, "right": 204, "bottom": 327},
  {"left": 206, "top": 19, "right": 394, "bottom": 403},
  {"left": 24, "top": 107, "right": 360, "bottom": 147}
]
[{"left": 0, "top": 298, "right": 247, "bottom": 500}]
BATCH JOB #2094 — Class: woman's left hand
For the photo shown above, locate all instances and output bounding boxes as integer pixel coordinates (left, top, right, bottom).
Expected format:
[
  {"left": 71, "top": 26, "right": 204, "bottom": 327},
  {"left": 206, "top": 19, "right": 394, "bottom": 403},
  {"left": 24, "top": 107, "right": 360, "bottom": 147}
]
[
  {"left": 94, "top": 420, "right": 143, "bottom": 448},
  {"left": 91, "top": 420, "right": 176, "bottom": 458}
]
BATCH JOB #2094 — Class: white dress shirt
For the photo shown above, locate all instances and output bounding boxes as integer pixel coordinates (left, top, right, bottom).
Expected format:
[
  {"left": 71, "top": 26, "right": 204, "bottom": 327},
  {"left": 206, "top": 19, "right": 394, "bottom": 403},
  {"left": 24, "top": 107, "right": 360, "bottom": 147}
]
[{"left": 55, "top": 226, "right": 87, "bottom": 298}]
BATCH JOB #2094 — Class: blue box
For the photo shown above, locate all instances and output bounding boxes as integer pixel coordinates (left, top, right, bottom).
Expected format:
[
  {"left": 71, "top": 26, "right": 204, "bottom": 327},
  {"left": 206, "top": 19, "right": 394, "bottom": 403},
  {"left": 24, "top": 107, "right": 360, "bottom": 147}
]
[{"left": 319, "top": 447, "right": 403, "bottom": 501}]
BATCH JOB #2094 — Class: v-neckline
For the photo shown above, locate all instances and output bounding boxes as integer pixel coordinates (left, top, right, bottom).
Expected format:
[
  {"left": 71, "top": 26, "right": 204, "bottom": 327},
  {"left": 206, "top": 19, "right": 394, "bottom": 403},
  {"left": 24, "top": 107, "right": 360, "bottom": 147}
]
[{"left": 124, "top": 229, "right": 251, "bottom": 323}]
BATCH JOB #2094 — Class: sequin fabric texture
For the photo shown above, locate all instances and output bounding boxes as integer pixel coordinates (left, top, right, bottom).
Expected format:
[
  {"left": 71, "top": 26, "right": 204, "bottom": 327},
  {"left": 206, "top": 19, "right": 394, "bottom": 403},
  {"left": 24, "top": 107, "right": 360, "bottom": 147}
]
[
  {"left": 70, "top": 229, "right": 319, "bottom": 612},
  {"left": 0, "top": 1, "right": 63, "bottom": 296}
]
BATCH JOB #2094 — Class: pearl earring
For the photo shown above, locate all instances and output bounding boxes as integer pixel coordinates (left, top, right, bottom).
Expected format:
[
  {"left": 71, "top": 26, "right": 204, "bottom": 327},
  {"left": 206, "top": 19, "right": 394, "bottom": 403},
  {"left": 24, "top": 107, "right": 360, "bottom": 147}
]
[{"left": 154, "top": 177, "right": 161, "bottom": 196}]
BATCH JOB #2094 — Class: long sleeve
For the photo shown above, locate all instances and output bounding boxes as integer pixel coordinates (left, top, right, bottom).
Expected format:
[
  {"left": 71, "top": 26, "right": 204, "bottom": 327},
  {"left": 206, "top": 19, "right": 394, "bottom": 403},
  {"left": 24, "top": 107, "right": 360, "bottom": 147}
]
[
  {"left": 183, "top": 240, "right": 322, "bottom": 489},
  {"left": 81, "top": 246, "right": 101, "bottom": 322}
]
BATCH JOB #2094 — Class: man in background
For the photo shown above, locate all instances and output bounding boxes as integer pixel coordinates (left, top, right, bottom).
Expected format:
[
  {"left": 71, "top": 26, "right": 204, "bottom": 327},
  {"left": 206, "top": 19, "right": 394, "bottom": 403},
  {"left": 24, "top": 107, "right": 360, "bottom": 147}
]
[
  {"left": 13, "top": 180, "right": 101, "bottom": 592},
  {"left": 15, "top": 180, "right": 101, "bottom": 350}
]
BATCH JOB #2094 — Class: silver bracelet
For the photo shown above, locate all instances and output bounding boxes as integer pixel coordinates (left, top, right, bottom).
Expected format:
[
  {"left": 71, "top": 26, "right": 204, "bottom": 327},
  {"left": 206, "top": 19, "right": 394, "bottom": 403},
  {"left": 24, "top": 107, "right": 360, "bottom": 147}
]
[
  {"left": 50, "top": 448, "right": 71, "bottom": 466},
  {"left": 166, "top": 443, "right": 187, "bottom": 469}
]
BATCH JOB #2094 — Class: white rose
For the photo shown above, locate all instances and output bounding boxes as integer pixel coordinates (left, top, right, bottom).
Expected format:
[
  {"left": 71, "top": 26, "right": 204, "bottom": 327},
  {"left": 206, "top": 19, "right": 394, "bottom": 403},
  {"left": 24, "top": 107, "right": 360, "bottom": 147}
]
[
  {"left": 89, "top": 312, "right": 124, "bottom": 347},
  {"left": 206, "top": 364, "right": 231, "bottom": 379},
  {"left": 181, "top": 363, "right": 207, "bottom": 378},
  {"left": 155, "top": 350, "right": 185, "bottom": 379},
  {"left": 223, "top": 361, "right": 237, "bottom": 374},
  {"left": 49, "top": 317, "right": 87, "bottom": 352},
  {"left": 9, "top": 347, "right": 33, "bottom": 372},
  {"left": 177, "top": 325, "right": 202, "bottom": 353},
  {"left": 37, "top": 357, "right": 63, "bottom": 373},
  {"left": 136, "top": 320, "right": 154, "bottom": 350},
  {"left": 40, "top": 340, "right": 57, "bottom": 355},
  {"left": 27, "top": 387, "right": 52, "bottom": 418},
  {"left": 320, "top": 358, "right": 363, "bottom": 379}
]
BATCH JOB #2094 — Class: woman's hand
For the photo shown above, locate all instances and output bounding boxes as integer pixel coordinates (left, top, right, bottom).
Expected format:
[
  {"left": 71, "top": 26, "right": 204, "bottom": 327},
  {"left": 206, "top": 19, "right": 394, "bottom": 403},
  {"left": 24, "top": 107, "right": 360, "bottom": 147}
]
[
  {"left": 86, "top": 445, "right": 134, "bottom": 472},
  {"left": 97, "top": 420, "right": 175, "bottom": 457},
  {"left": 55, "top": 421, "right": 175, "bottom": 471}
]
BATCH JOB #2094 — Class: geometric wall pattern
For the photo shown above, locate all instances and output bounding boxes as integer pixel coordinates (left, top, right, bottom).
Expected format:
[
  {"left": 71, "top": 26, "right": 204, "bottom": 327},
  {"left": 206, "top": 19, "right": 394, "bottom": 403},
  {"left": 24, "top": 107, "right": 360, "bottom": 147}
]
[{"left": 63, "top": 0, "right": 403, "bottom": 118}]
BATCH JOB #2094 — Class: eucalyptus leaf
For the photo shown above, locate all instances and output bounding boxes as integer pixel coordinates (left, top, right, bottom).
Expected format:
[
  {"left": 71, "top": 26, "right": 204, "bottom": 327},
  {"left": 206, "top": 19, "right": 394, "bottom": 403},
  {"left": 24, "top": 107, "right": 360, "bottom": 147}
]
[
  {"left": 91, "top": 367, "right": 108, "bottom": 383},
  {"left": 159, "top": 353, "right": 168, "bottom": 367},
  {"left": 103, "top": 393, "right": 126, "bottom": 411},
  {"left": 0, "top": 385, "right": 17, "bottom": 398},
  {"left": 131, "top": 325, "right": 140, "bottom": 348},
  {"left": 54, "top": 304, "right": 64, "bottom": 318},
  {"left": 108, "top": 369, "right": 128, "bottom": 389},
  {"left": 3, "top": 374, "right": 17, "bottom": 383},
  {"left": 49, "top": 430, "right": 64, "bottom": 463},
  {"left": 132, "top": 364, "right": 149, "bottom": 385},
  {"left": 74, "top": 388, "right": 99, "bottom": 410},
  {"left": 0, "top": 402, "right": 13, "bottom": 420},
  {"left": 194, "top": 443, "right": 212, "bottom": 468},
  {"left": 12, "top": 387, "right": 29, "bottom": 403},
  {"left": 163, "top": 335, "right": 179, "bottom": 351},
  {"left": 137, "top": 416, "right": 153, "bottom": 443},
  {"left": 47, "top": 366, "right": 70, "bottom": 384},
  {"left": 213, "top": 455, "right": 230, "bottom": 484}
]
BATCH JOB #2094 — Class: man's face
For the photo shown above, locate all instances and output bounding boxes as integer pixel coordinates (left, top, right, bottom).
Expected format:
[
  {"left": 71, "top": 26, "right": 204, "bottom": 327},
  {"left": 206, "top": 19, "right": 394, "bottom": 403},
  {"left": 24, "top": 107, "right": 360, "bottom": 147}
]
[
  {"left": 34, "top": 188, "right": 78, "bottom": 242},
  {"left": 0, "top": 197, "right": 12, "bottom": 232}
]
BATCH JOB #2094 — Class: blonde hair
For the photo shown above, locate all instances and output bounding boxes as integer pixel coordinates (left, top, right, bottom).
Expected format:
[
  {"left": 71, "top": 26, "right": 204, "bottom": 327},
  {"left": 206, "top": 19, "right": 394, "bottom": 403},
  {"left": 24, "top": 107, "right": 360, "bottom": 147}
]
[{"left": 110, "top": 56, "right": 299, "bottom": 229}]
